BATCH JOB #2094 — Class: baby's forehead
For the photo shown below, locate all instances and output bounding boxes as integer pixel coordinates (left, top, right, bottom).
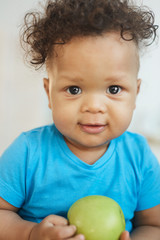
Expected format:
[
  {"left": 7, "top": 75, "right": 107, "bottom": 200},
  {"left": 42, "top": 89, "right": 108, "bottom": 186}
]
[{"left": 47, "top": 32, "right": 140, "bottom": 73}]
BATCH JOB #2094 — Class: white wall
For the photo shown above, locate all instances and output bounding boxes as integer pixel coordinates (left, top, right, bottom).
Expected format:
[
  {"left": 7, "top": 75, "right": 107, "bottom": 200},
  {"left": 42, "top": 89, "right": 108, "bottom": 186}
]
[
  {"left": 130, "top": 0, "right": 160, "bottom": 140},
  {"left": 0, "top": 0, "right": 160, "bottom": 160},
  {"left": 0, "top": 0, "right": 52, "bottom": 154}
]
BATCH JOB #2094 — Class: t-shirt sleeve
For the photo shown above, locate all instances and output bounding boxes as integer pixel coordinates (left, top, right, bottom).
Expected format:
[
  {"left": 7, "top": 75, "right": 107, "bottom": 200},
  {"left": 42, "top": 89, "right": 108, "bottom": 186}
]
[
  {"left": 136, "top": 139, "right": 160, "bottom": 211},
  {"left": 0, "top": 134, "right": 28, "bottom": 208}
]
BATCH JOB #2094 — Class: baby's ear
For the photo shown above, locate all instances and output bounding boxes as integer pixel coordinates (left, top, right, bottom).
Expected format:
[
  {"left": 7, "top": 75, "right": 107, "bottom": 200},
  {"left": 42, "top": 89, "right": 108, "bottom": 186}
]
[
  {"left": 43, "top": 78, "right": 51, "bottom": 109},
  {"left": 43, "top": 78, "right": 49, "bottom": 94},
  {"left": 134, "top": 79, "right": 141, "bottom": 110},
  {"left": 137, "top": 78, "right": 141, "bottom": 95}
]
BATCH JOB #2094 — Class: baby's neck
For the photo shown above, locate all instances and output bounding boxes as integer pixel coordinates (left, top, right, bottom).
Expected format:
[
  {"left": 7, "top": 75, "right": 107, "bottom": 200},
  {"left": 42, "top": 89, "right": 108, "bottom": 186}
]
[{"left": 64, "top": 138, "right": 109, "bottom": 165}]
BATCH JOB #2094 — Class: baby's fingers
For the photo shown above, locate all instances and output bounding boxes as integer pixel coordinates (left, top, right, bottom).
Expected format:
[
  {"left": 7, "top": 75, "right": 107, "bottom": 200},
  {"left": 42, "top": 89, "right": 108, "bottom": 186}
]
[
  {"left": 43, "top": 214, "right": 68, "bottom": 226},
  {"left": 68, "top": 233, "right": 85, "bottom": 240},
  {"left": 120, "top": 231, "right": 131, "bottom": 240},
  {"left": 49, "top": 225, "right": 77, "bottom": 239}
]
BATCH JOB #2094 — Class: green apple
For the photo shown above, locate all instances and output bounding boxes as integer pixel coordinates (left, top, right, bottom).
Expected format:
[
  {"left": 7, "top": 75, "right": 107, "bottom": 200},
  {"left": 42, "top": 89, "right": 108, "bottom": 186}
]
[{"left": 67, "top": 195, "right": 125, "bottom": 240}]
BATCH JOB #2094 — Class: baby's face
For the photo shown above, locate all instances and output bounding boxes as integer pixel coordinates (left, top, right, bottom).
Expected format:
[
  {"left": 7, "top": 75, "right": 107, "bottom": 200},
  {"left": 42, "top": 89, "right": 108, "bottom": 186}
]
[{"left": 44, "top": 32, "right": 141, "bottom": 152}]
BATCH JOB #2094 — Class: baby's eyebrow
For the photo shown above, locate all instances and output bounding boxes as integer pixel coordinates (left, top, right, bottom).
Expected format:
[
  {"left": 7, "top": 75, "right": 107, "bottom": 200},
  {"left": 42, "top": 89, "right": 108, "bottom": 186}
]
[
  {"left": 58, "top": 74, "right": 84, "bottom": 82},
  {"left": 58, "top": 73, "right": 132, "bottom": 84},
  {"left": 104, "top": 74, "right": 129, "bottom": 82}
]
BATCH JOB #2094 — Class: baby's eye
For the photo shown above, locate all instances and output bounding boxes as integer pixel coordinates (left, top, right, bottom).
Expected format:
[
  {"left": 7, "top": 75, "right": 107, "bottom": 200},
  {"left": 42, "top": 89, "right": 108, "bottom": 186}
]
[
  {"left": 107, "top": 85, "right": 122, "bottom": 95},
  {"left": 67, "top": 86, "right": 82, "bottom": 95}
]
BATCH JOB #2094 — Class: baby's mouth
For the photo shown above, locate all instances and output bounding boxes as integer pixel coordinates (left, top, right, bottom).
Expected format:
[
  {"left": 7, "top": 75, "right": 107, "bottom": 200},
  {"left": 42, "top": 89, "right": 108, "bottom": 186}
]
[{"left": 79, "top": 123, "right": 106, "bottom": 134}]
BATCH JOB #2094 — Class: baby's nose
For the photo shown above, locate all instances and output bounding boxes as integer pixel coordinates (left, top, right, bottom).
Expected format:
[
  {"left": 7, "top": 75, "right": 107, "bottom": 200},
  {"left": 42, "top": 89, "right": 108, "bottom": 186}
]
[{"left": 81, "top": 94, "right": 107, "bottom": 113}]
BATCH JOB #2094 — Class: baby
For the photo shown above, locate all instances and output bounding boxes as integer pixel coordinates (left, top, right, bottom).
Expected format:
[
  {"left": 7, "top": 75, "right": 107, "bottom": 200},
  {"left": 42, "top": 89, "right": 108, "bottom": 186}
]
[{"left": 0, "top": 0, "right": 160, "bottom": 240}]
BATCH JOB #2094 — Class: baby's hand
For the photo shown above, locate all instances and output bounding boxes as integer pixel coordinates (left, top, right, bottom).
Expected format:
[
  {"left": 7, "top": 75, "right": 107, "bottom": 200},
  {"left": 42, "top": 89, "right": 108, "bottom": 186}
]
[
  {"left": 120, "top": 231, "right": 131, "bottom": 240},
  {"left": 29, "top": 214, "right": 85, "bottom": 240}
]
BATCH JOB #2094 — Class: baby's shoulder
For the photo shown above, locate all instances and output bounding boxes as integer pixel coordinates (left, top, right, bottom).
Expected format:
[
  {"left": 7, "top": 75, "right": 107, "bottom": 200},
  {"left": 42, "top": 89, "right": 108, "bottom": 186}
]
[
  {"left": 116, "top": 131, "right": 151, "bottom": 160},
  {"left": 19, "top": 124, "right": 56, "bottom": 152},
  {"left": 119, "top": 131, "right": 147, "bottom": 146},
  {"left": 22, "top": 124, "right": 55, "bottom": 141},
  {"left": 117, "top": 131, "right": 157, "bottom": 166}
]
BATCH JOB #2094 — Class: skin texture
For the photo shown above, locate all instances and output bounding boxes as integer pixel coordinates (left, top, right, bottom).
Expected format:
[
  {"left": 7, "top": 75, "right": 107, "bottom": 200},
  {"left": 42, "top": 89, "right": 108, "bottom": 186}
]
[{"left": 0, "top": 32, "right": 160, "bottom": 240}]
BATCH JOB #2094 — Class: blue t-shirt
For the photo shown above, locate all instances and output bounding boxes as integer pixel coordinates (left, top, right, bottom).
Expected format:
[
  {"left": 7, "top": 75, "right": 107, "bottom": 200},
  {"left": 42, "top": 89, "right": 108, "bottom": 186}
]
[{"left": 0, "top": 124, "right": 160, "bottom": 232}]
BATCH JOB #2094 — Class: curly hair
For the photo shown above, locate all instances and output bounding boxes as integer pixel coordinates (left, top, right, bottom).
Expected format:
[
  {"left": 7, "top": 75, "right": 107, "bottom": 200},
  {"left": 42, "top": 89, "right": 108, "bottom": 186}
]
[{"left": 20, "top": 0, "right": 158, "bottom": 69}]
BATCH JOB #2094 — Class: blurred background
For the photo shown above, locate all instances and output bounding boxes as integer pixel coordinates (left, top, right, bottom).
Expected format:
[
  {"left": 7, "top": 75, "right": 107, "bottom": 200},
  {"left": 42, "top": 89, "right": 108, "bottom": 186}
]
[{"left": 0, "top": 0, "right": 160, "bottom": 161}]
